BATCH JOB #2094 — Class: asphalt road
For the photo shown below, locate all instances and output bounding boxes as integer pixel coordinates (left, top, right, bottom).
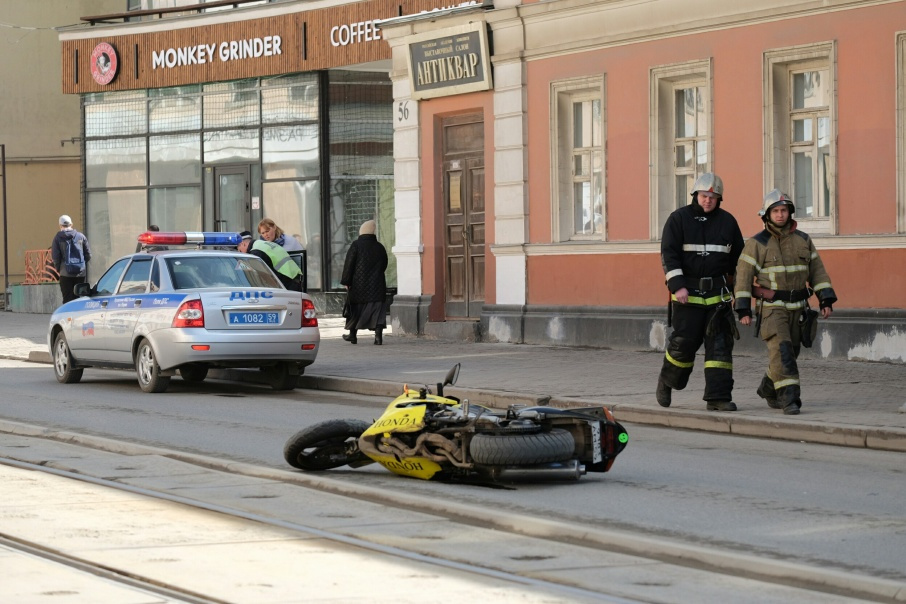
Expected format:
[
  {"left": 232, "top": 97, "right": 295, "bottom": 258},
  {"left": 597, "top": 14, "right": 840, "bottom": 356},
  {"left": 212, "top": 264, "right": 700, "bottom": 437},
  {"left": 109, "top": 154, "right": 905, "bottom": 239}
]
[{"left": 1, "top": 359, "right": 904, "bottom": 585}]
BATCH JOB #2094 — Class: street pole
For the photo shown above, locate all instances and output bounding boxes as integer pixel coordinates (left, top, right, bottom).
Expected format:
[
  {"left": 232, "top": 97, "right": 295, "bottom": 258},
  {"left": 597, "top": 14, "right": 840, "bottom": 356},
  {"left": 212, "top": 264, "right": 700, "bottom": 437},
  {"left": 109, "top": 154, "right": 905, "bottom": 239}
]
[{"left": 1, "top": 144, "right": 7, "bottom": 311}]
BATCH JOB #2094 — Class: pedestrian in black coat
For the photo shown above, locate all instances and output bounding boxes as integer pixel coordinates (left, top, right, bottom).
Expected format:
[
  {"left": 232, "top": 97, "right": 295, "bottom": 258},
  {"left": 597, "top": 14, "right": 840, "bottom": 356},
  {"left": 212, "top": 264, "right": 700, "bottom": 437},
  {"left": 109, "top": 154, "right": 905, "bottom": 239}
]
[{"left": 341, "top": 220, "right": 388, "bottom": 345}]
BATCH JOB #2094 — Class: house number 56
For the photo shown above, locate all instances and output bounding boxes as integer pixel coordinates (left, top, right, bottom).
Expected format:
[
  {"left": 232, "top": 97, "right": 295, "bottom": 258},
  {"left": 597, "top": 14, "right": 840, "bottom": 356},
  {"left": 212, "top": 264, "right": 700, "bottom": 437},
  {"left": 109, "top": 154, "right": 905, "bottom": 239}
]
[{"left": 397, "top": 101, "right": 410, "bottom": 122}]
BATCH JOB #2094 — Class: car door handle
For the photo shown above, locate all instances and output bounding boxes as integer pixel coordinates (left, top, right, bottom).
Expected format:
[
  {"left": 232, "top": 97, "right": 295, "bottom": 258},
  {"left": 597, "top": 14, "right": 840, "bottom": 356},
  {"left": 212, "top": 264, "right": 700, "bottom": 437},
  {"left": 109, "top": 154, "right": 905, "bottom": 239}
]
[
  {"left": 134, "top": 300, "right": 142, "bottom": 307},
  {"left": 101, "top": 300, "right": 108, "bottom": 308}
]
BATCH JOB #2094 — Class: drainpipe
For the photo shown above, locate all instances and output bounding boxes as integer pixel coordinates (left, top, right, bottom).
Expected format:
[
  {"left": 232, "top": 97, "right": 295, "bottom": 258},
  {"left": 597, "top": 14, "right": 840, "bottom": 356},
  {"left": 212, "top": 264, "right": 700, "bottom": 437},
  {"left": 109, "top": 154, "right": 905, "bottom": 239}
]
[{"left": 1, "top": 144, "right": 7, "bottom": 311}]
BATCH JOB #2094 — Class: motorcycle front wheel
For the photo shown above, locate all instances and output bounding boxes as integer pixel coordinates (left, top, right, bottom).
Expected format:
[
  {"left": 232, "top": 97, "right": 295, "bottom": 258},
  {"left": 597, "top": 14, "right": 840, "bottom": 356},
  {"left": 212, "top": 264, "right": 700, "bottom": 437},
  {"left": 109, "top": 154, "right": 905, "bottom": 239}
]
[
  {"left": 470, "top": 428, "right": 575, "bottom": 466},
  {"left": 283, "top": 419, "right": 371, "bottom": 471}
]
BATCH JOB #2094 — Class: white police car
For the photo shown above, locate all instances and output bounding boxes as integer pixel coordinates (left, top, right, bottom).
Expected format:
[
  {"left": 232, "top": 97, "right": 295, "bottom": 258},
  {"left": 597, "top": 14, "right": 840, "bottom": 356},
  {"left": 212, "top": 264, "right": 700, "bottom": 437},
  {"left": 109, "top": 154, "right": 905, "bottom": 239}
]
[{"left": 48, "top": 231, "right": 319, "bottom": 393}]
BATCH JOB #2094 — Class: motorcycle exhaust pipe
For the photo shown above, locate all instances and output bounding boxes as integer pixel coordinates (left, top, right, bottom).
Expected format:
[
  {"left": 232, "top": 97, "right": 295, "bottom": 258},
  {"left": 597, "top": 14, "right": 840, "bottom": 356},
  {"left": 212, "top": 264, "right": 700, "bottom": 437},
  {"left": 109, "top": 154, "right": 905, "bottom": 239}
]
[{"left": 490, "top": 460, "right": 586, "bottom": 482}]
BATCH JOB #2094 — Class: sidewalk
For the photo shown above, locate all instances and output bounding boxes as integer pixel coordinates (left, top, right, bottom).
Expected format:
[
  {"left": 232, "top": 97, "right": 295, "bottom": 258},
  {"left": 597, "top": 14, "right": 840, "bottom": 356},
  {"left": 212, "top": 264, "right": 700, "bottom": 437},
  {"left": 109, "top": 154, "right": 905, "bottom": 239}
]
[{"left": 2, "top": 311, "right": 905, "bottom": 451}]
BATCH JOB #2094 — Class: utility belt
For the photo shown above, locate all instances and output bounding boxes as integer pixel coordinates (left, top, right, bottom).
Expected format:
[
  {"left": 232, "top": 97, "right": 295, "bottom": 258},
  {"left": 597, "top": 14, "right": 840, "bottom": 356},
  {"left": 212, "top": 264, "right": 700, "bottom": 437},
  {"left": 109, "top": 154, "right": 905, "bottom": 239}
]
[
  {"left": 752, "top": 285, "right": 811, "bottom": 302},
  {"left": 686, "top": 275, "right": 733, "bottom": 292}
]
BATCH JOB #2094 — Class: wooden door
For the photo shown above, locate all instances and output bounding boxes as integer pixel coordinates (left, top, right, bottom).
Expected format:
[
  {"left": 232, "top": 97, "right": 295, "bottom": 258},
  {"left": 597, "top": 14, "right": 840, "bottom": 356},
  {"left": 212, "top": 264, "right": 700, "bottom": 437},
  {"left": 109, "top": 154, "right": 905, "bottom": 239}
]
[{"left": 442, "top": 114, "right": 485, "bottom": 319}]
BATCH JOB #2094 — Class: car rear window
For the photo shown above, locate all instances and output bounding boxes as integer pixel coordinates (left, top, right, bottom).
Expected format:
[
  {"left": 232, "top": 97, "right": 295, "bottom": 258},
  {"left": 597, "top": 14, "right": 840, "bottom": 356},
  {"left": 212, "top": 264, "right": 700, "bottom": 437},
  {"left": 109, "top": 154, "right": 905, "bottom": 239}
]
[{"left": 165, "top": 255, "right": 282, "bottom": 290}]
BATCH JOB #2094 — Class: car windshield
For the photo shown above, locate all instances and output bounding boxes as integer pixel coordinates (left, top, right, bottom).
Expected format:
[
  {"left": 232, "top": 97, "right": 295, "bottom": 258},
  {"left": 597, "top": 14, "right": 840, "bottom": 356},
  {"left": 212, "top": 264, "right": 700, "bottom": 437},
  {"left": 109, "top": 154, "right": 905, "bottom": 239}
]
[{"left": 165, "top": 255, "right": 282, "bottom": 290}]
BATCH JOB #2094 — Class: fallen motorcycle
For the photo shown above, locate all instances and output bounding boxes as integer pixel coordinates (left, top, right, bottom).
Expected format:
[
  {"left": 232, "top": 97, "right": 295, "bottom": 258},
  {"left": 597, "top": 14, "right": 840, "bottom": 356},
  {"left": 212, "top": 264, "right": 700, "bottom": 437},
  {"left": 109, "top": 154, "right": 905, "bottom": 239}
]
[{"left": 283, "top": 364, "right": 628, "bottom": 482}]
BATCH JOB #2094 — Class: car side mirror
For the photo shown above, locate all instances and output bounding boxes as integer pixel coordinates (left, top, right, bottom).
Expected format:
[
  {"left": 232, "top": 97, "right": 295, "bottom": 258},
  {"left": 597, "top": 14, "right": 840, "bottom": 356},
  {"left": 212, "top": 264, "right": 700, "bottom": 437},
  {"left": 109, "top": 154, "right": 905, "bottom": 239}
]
[{"left": 74, "top": 282, "right": 91, "bottom": 298}]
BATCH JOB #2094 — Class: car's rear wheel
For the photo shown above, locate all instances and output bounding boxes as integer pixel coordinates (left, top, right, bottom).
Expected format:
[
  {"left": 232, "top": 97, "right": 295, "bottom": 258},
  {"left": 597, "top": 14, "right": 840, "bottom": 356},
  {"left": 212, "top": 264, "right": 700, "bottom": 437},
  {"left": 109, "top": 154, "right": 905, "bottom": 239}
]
[
  {"left": 135, "top": 340, "right": 170, "bottom": 393},
  {"left": 268, "top": 362, "right": 298, "bottom": 391},
  {"left": 52, "top": 332, "right": 83, "bottom": 384},
  {"left": 179, "top": 363, "right": 208, "bottom": 383}
]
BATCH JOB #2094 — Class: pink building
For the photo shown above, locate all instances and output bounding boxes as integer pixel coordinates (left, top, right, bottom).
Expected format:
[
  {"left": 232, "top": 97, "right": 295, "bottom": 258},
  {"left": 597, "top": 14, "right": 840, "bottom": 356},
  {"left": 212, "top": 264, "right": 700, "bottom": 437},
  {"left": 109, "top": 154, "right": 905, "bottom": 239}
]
[{"left": 381, "top": 0, "right": 906, "bottom": 362}]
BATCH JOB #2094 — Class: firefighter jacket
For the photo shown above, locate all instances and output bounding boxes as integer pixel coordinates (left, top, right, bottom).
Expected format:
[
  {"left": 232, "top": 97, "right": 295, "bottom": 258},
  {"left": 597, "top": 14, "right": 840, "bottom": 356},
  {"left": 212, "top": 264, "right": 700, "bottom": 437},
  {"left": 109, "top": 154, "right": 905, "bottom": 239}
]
[
  {"left": 734, "top": 220, "right": 836, "bottom": 318},
  {"left": 660, "top": 202, "right": 744, "bottom": 305}
]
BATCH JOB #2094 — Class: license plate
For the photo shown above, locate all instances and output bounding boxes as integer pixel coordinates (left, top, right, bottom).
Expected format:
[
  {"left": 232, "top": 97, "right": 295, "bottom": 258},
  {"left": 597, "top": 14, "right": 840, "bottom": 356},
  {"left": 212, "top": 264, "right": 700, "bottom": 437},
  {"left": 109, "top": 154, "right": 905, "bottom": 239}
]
[{"left": 229, "top": 312, "right": 279, "bottom": 325}]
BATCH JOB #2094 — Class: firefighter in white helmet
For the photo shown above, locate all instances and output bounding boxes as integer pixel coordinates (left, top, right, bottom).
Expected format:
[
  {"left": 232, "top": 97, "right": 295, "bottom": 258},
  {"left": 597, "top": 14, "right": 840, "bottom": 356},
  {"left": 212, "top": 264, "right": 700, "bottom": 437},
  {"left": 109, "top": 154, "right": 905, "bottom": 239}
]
[
  {"left": 657, "top": 173, "right": 745, "bottom": 411},
  {"left": 734, "top": 189, "right": 836, "bottom": 415}
]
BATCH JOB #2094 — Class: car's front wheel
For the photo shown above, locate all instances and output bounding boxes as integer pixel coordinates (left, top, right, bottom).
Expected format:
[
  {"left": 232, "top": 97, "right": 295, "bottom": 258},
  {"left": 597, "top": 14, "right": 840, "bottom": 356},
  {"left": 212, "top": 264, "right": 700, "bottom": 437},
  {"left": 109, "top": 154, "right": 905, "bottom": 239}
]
[
  {"left": 52, "top": 332, "right": 83, "bottom": 384},
  {"left": 135, "top": 340, "right": 170, "bottom": 393}
]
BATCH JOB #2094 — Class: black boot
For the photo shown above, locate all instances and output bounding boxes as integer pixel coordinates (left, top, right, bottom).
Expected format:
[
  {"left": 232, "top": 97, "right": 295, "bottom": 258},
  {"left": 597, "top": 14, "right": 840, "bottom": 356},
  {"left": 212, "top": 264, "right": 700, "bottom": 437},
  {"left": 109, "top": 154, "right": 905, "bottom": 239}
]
[
  {"left": 342, "top": 330, "right": 357, "bottom": 344},
  {"left": 374, "top": 328, "right": 383, "bottom": 345},
  {"left": 756, "top": 375, "right": 781, "bottom": 409},
  {"left": 706, "top": 400, "right": 737, "bottom": 412},
  {"left": 656, "top": 377, "right": 672, "bottom": 407},
  {"left": 776, "top": 385, "right": 801, "bottom": 415}
]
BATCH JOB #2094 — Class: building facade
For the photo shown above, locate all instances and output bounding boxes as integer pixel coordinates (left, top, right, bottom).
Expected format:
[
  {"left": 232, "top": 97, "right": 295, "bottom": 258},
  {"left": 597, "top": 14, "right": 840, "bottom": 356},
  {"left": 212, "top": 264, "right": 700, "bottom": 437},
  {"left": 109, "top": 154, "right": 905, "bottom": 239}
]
[
  {"left": 60, "top": 0, "right": 906, "bottom": 362},
  {"left": 378, "top": 0, "right": 906, "bottom": 362},
  {"left": 58, "top": 0, "right": 470, "bottom": 308}
]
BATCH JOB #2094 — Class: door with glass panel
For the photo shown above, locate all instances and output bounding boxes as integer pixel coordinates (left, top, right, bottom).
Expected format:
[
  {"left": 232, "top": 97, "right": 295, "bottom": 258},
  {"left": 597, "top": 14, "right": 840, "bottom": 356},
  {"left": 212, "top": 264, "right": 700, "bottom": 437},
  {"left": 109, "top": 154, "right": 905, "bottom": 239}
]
[
  {"left": 214, "top": 165, "right": 251, "bottom": 233},
  {"left": 442, "top": 114, "right": 485, "bottom": 319}
]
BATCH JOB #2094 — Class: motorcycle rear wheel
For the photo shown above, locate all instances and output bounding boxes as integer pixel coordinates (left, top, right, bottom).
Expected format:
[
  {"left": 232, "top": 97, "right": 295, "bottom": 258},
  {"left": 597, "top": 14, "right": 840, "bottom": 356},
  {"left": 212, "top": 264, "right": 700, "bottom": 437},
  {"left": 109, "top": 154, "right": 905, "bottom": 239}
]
[
  {"left": 283, "top": 419, "right": 371, "bottom": 471},
  {"left": 470, "top": 428, "right": 575, "bottom": 466}
]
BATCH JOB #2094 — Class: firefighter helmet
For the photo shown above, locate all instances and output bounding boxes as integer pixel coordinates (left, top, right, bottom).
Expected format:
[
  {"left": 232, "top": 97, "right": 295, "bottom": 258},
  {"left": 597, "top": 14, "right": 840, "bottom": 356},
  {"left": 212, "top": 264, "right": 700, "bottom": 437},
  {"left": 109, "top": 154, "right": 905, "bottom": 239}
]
[
  {"left": 759, "top": 189, "right": 795, "bottom": 220},
  {"left": 690, "top": 173, "right": 724, "bottom": 199}
]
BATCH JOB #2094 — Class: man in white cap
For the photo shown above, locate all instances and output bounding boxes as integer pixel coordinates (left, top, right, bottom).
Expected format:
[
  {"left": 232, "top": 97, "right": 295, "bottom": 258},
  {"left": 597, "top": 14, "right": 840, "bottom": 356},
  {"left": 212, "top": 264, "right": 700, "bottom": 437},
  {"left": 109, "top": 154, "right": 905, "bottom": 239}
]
[{"left": 51, "top": 214, "right": 91, "bottom": 304}]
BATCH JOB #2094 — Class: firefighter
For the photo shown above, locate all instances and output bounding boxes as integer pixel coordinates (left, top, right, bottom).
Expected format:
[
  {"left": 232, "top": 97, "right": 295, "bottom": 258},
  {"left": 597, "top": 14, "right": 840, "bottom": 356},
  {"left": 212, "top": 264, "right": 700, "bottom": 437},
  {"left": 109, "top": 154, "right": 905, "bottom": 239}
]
[
  {"left": 734, "top": 190, "right": 836, "bottom": 415},
  {"left": 657, "top": 173, "right": 745, "bottom": 411}
]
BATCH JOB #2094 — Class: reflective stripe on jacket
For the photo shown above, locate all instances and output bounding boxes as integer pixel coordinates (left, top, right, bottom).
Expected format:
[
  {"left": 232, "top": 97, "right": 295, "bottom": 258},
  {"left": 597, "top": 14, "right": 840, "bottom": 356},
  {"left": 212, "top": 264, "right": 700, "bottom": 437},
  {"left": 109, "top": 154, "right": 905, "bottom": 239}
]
[{"left": 252, "top": 240, "right": 301, "bottom": 280}]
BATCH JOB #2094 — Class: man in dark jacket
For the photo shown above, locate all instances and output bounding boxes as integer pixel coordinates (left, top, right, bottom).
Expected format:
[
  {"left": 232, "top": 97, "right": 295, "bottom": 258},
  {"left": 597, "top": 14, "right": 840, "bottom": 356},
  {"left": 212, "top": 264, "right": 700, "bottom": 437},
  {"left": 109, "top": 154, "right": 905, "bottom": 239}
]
[
  {"left": 657, "top": 173, "right": 744, "bottom": 411},
  {"left": 51, "top": 214, "right": 91, "bottom": 304},
  {"left": 341, "top": 220, "right": 388, "bottom": 345}
]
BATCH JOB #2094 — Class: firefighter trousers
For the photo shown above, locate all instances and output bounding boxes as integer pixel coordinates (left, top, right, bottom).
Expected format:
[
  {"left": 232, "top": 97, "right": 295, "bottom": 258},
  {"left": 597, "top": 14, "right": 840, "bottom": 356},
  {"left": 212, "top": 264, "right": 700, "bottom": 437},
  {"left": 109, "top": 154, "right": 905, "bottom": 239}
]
[
  {"left": 659, "top": 301, "right": 735, "bottom": 402},
  {"left": 757, "top": 307, "right": 803, "bottom": 407}
]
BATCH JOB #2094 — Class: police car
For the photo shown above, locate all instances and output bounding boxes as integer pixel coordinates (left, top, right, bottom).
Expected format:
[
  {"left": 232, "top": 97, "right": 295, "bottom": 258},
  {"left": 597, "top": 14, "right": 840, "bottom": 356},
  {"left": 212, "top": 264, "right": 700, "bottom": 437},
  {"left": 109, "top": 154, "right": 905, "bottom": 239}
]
[{"left": 48, "top": 231, "right": 319, "bottom": 393}]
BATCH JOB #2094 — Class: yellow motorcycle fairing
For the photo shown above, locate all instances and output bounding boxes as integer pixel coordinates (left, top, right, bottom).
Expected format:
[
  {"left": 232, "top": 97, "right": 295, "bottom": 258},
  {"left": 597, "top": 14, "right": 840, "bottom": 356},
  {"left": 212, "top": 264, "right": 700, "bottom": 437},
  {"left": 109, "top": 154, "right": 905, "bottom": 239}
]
[{"left": 359, "top": 390, "right": 456, "bottom": 480}]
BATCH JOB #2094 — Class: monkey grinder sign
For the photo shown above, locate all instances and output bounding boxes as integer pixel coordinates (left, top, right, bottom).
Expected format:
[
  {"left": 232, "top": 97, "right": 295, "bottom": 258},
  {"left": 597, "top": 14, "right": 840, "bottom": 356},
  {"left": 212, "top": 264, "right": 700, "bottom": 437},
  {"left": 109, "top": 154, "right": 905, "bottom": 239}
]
[
  {"left": 90, "top": 42, "right": 118, "bottom": 85},
  {"left": 407, "top": 23, "right": 491, "bottom": 100}
]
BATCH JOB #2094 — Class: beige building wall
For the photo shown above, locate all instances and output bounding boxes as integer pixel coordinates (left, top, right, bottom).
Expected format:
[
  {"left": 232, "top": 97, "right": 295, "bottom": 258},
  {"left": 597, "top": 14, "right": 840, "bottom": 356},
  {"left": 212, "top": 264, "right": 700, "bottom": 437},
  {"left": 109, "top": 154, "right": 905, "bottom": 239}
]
[{"left": 0, "top": 0, "right": 121, "bottom": 290}]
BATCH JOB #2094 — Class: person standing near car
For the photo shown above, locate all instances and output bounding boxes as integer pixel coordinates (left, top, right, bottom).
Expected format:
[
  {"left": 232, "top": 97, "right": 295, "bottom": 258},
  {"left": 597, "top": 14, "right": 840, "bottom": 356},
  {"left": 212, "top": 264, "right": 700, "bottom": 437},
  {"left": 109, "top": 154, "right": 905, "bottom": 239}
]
[
  {"left": 341, "top": 220, "right": 388, "bottom": 345},
  {"left": 258, "top": 218, "right": 303, "bottom": 251},
  {"left": 657, "top": 173, "right": 745, "bottom": 411},
  {"left": 237, "top": 231, "right": 303, "bottom": 292},
  {"left": 51, "top": 214, "right": 91, "bottom": 304},
  {"left": 734, "top": 190, "right": 836, "bottom": 416}
]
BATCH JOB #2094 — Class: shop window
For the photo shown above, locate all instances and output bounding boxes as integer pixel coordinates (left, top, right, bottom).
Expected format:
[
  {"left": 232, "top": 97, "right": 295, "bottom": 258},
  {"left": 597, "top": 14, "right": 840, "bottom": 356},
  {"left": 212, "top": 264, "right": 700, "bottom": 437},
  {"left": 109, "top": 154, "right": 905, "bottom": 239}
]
[
  {"left": 150, "top": 187, "right": 202, "bottom": 232},
  {"left": 764, "top": 43, "right": 836, "bottom": 234},
  {"left": 551, "top": 76, "right": 605, "bottom": 242},
  {"left": 263, "top": 180, "right": 321, "bottom": 288},
  {"left": 86, "top": 138, "right": 147, "bottom": 189},
  {"left": 84, "top": 90, "right": 147, "bottom": 137},
  {"left": 650, "top": 60, "right": 711, "bottom": 238},
  {"left": 203, "top": 81, "right": 260, "bottom": 129},
  {"left": 149, "top": 85, "right": 201, "bottom": 133},
  {"left": 262, "top": 73, "right": 319, "bottom": 123},
  {"left": 326, "top": 70, "right": 396, "bottom": 289},
  {"left": 150, "top": 134, "right": 200, "bottom": 185}
]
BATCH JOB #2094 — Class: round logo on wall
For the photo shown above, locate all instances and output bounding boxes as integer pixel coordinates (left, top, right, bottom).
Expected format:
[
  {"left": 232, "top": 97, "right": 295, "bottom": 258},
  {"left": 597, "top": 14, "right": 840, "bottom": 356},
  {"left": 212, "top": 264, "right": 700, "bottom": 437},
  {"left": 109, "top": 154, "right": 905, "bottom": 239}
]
[{"left": 90, "top": 42, "right": 118, "bottom": 85}]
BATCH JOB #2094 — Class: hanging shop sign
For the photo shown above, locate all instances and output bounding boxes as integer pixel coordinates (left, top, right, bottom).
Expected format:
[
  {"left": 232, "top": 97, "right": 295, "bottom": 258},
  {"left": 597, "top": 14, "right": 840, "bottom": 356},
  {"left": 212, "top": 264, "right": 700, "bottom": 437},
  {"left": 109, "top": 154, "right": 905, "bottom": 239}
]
[
  {"left": 60, "top": 0, "right": 466, "bottom": 94},
  {"left": 406, "top": 23, "right": 491, "bottom": 100}
]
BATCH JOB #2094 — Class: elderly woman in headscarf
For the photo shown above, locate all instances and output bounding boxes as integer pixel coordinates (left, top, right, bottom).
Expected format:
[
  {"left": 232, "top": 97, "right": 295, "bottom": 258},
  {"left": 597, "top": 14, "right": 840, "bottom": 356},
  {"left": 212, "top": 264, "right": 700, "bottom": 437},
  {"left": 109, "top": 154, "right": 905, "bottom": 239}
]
[
  {"left": 257, "top": 218, "right": 303, "bottom": 251},
  {"left": 341, "top": 220, "right": 388, "bottom": 345}
]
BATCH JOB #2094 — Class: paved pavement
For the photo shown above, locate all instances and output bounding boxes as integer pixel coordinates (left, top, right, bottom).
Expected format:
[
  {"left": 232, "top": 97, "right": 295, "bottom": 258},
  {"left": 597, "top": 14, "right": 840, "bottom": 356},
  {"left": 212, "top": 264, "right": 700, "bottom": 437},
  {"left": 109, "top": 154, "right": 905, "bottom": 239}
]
[{"left": 2, "top": 311, "right": 906, "bottom": 602}]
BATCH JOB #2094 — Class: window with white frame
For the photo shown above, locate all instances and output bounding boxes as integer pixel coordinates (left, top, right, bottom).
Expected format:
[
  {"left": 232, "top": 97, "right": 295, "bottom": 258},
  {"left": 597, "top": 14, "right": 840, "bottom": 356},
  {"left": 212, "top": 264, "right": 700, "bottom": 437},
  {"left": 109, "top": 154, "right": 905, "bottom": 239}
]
[
  {"left": 650, "top": 60, "right": 711, "bottom": 238},
  {"left": 765, "top": 43, "right": 836, "bottom": 234},
  {"left": 551, "top": 77, "right": 605, "bottom": 242}
]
